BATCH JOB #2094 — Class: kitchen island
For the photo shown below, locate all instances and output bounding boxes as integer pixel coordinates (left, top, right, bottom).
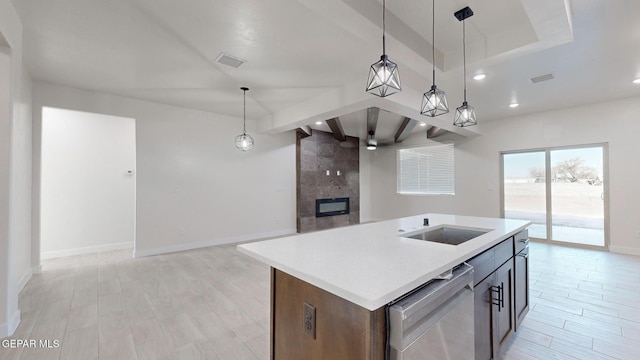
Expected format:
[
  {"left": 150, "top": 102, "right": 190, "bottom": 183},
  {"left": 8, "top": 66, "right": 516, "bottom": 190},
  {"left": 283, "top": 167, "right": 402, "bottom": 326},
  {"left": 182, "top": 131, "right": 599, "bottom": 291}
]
[{"left": 238, "top": 214, "right": 530, "bottom": 359}]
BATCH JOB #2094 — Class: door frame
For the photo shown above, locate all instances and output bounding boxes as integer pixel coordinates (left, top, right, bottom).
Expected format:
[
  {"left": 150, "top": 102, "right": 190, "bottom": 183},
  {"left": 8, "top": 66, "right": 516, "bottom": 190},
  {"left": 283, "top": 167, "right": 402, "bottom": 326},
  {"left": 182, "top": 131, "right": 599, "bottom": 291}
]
[
  {"left": 37, "top": 106, "right": 137, "bottom": 262},
  {"left": 500, "top": 143, "right": 610, "bottom": 250}
]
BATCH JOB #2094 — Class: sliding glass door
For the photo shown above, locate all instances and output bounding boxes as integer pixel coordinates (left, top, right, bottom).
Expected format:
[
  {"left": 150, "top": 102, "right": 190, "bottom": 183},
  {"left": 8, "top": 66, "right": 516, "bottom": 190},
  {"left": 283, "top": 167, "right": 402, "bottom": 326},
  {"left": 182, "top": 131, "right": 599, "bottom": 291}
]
[
  {"left": 502, "top": 151, "right": 547, "bottom": 239},
  {"left": 550, "top": 147, "right": 605, "bottom": 246},
  {"left": 501, "top": 145, "right": 608, "bottom": 248}
]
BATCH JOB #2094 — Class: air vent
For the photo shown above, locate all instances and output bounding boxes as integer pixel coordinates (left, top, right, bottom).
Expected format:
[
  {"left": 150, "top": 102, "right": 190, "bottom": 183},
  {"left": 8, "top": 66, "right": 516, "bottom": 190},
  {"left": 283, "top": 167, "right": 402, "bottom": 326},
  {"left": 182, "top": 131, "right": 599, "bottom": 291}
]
[
  {"left": 214, "top": 53, "right": 246, "bottom": 68},
  {"left": 530, "top": 73, "right": 554, "bottom": 84}
]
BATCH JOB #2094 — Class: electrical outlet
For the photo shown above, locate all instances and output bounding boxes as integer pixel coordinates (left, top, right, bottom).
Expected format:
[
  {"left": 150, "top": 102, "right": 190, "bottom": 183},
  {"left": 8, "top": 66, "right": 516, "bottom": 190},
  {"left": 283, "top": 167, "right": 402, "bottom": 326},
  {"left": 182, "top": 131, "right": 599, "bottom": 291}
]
[
  {"left": 303, "top": 302, "right": 316, "bottom": 339},
  {"left": 178, "top": 227, "right": 185, "bottom": 237},
  {"left": 636, "top": 230, "right": 640, "bottom": 239}
]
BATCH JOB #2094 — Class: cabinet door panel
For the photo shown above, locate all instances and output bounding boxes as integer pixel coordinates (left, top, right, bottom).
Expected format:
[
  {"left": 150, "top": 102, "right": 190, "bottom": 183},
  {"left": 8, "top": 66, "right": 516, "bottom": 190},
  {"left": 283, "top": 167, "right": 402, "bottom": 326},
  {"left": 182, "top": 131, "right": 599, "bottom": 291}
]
[
  {"left": 495, "top": 260, "right": 515, "bottom": 351},
  {"left": 515, "top": 247, "right": 530, "bottom": 329},
  {"left": 473, "top": 274, "right": 496, "bottom": 360}
]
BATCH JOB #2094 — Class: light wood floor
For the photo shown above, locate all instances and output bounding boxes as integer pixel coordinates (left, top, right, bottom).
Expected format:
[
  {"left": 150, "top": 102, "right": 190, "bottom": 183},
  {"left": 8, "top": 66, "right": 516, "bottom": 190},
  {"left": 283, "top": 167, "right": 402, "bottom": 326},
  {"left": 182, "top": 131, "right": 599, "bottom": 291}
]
[
  {"left": 502, "top": 242, "right": 640, "bottom": 360},
  {"left": 1, "top": 241, "right": 639, "bottom": 359}
]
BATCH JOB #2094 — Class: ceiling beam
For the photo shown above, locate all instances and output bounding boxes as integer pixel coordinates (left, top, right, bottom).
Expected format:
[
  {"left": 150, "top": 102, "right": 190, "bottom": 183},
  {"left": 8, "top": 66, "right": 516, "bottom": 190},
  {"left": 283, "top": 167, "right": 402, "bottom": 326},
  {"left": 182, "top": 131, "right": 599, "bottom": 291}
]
[
  {"left": 426, "top": 126, "right": 447, "bottom": 139},
  {"left": 297, "top": 126, "right": 312, "bottom": 138},
  {"left": 394, "top": 117, "right": 418, "bottom": 143},
  {"left": 367, "top": 107, "right": 379, "bottom": 134},
  {"left": 326, "top": 118, "right": 346, "bottom": 141}
]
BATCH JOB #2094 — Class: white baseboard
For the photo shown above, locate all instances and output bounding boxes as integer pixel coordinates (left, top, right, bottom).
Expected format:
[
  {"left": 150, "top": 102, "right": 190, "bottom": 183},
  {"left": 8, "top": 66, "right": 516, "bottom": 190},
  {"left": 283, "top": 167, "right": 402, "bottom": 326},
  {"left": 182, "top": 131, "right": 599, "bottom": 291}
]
[
  {"left": 0, "top": 310, "right": 20, "bottom": 338},
  {"left": 609, "top": 246, "right": 640, "bottom": 257},
  {"left": 41, "top": 242, "right": 133, "bottom": 260},
  {"left": 17, "top": 269, "right": 32, "bottom": 293},
  {"left": 133, "top": 228, "right": 297, "bottom": 258}
]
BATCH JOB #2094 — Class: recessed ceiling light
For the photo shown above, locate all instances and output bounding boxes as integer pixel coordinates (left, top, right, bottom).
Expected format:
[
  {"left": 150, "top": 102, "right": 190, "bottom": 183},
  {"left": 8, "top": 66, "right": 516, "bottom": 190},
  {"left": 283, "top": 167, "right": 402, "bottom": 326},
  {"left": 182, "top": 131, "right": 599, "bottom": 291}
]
[
  {"left": 509, "top": 103, "right": 519, "bottom": 108},
  {"left": 633, "top": 78, "right": 640, "bottom": 84},
  {"left": 473, "top": 74, "right": 486, "bottom": 81},
  {"left": 419, "top": 122, "right": 427, "bottom": 127},
  {"left": 315, "top": 121, "right": 322, "bottom": 125}
]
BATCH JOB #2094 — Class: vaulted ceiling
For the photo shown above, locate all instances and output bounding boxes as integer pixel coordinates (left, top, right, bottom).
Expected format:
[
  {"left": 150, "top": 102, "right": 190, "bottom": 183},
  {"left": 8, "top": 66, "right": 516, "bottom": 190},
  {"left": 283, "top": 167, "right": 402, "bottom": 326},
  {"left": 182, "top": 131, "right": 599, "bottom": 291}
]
[{"left": 14, "top": 0, "right": 640, "bottom": 143}]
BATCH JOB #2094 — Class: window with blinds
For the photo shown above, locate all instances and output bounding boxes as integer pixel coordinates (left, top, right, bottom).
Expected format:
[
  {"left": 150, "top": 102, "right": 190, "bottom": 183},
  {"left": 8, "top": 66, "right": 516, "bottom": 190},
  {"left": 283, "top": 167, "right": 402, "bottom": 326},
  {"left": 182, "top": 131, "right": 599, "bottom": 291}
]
[{"left": 397, "top": 143, "right": 455, "bottom": 195}]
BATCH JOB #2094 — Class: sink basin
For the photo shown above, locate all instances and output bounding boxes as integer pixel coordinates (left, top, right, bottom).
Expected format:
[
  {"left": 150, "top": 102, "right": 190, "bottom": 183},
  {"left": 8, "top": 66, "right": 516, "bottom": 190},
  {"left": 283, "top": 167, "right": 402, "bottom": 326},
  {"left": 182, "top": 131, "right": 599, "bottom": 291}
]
[{"left": 405, "top": 226, "right": 489, "bottom": 245}]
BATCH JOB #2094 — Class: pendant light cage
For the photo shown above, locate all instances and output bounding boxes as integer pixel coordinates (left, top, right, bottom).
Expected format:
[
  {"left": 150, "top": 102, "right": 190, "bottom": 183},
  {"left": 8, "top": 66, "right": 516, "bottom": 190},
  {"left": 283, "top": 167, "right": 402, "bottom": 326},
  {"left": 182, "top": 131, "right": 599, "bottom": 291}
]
[
  {"left": 453, "top": 7, "right": 477, "bottom": 127},
  {"left": 235, "top": 87, "right": 254, "bottom": 151},
  {"left": 367, "top": 56, "right": 401, "bottom": 97},
  {"left": 454, "top": 101, "right": 477, "bottom": 127},
  {"left": 422, "top": 86, "right": 449, "bottom": 117},
  {"left": 366, "top": 0, "right": 402, "bottom": 97},
  {"left": 421, "top": 0, "right": 449, "bottom": 117}
]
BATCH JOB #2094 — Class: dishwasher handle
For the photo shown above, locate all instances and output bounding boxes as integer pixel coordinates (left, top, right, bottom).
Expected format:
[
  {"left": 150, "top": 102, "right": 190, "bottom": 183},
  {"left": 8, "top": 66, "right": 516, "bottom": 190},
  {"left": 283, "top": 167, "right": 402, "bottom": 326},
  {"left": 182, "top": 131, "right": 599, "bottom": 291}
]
[{"left": 390, "top": 263, "right": 474, "bottom": 321}]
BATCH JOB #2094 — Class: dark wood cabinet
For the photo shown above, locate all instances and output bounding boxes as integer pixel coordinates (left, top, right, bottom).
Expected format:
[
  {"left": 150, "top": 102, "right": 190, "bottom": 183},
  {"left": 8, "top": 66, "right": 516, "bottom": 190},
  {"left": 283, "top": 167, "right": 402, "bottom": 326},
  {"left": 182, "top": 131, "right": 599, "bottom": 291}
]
[
  {"left": 469, "top": 229, "right": 528, "bottom": 360},
  {"left": 472, "top": 259, "right": 515, "bottom": 360},
  {"left": 514, "top": 246, "right": 530, "bottom": 329},
  {"left": 271, "top": 268, "right": 386, "bottom": 360},
  {"left": 495, "top": 260, "right": 515, "bottom": 352},
  {"left": 473, "top": 273, "right": 495, "bottom": 360}
]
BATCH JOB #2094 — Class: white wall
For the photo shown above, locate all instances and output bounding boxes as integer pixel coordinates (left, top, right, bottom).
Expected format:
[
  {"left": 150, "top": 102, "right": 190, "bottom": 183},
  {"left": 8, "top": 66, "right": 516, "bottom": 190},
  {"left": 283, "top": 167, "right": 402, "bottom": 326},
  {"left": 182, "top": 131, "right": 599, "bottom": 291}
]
[
  {"left": 369, "top": 96, "right": 640, "bottom": 255},
  {"left": 11, "top": 65, "right": 32, "bottom": 293},
  {"left": 41, "top": 108, "right": 135, "bottom": 258},
  {"left": 33, "top": 82, "right": 297, "bottom": 258},
  {"left": 0, "top": 43, "right": 13, "bottom": 340},
  {"left": 0, "top": 0, "right": 31, "bottom": 338}
]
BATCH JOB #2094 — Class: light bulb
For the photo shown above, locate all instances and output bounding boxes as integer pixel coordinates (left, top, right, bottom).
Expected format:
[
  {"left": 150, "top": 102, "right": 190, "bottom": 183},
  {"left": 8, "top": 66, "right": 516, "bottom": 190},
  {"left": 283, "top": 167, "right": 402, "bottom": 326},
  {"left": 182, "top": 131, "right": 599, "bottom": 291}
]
[
  {"left": 378, "top": 67, "right": 389, "bottom": 82},
  {"left": 428, "top": 95, "right": 439, "bottom": 108}
]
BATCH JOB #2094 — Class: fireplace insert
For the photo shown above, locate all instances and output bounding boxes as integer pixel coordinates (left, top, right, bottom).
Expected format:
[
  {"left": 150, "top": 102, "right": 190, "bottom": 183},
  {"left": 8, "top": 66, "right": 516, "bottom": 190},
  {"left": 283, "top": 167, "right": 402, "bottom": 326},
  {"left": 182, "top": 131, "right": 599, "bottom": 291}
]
[{"left": 315, "top": 197, "right": 349, "bottom": 217}]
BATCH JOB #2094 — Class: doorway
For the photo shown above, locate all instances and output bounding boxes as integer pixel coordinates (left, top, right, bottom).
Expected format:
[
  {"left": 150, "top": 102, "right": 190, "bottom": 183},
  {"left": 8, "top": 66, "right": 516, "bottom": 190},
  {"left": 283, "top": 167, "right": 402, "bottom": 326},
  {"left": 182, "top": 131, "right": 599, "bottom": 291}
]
[
  {"left": 501, "top": 144, "right": 608, "bottom": 248},
  {"left": 40, "top": 107, "right": 136, "bottom": 258}
]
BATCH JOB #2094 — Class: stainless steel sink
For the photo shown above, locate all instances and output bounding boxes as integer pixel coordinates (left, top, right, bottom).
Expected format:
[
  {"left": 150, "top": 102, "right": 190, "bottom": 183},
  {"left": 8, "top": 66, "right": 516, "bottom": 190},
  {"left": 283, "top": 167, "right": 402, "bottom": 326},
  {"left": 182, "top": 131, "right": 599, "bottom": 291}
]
[{"left": 405, "top": 227, "right": 488, "bottom": 245}]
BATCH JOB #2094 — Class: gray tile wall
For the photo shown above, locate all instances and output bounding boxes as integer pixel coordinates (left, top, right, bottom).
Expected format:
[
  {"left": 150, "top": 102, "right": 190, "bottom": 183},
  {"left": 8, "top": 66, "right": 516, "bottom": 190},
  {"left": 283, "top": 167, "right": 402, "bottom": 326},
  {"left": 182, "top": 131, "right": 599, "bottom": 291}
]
[{"left": 296, "top": 130, "right": 360, "bottom": 233}]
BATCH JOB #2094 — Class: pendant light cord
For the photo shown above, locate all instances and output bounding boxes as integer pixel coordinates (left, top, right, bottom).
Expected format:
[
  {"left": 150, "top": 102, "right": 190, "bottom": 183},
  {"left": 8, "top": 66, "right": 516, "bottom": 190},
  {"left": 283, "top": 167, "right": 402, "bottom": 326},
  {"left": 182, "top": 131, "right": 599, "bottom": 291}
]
[
  {"left": 432, "top": 0, "right": 435, "bottom": 86},
  {"left": 243, "top": 89, "right": 247, "bottom": 134},
  {"left": 463, "top": 19, "right": 467, "bottom": 102},
  {"left": 382, "top": 0, "right": 386, "bottom": 55}
]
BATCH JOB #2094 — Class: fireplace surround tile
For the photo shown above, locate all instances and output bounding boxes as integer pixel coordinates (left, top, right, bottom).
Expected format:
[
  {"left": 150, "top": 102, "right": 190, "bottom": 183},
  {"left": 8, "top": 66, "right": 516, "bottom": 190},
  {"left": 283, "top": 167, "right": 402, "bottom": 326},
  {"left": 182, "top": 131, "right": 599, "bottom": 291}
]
[{"left": 296, "top": 130, "right": 360, "bottom": 233}]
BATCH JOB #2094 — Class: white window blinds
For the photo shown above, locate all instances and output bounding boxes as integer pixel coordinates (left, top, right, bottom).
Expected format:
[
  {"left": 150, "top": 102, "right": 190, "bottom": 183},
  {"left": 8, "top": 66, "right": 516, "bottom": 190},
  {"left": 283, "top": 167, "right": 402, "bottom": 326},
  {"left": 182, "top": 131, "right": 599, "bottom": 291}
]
[{"left": 397, "top": 143, "right": 455, "bottom": 195}]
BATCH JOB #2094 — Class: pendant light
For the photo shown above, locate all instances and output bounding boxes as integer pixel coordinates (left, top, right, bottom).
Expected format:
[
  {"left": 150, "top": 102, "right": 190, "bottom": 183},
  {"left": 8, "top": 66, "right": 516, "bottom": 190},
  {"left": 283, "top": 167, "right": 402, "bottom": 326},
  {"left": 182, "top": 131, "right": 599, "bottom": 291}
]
[
  {"left": 453, "top": 7, "right": 477, "bottom": 127},
  {"left": 366, "top": 0, "right": 401, "bottom": 97},
  {"left": 421, "top": 0, "right": 448, "bottom": 117},
  {"left": 235, "top": 87, "right": 254, "bottom": 151},
  {"left": 366, "top": 130, "right": 377, "bottom": 150}
]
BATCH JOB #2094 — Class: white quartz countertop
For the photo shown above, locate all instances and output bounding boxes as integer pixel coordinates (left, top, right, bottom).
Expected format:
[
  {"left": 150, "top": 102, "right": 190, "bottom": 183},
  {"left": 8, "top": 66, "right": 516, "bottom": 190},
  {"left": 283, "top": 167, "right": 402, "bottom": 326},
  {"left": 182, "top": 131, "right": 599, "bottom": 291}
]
[{"left": 237, "top": 214, "right": 530, "bottom": 311}]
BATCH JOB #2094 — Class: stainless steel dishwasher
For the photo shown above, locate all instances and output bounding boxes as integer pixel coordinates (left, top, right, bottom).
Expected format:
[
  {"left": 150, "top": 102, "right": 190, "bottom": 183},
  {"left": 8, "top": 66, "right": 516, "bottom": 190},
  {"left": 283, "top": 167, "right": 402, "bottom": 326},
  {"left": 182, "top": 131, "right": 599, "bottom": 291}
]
[{"left": 388, "top": 263, "right": 474, "bottom": 360}]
